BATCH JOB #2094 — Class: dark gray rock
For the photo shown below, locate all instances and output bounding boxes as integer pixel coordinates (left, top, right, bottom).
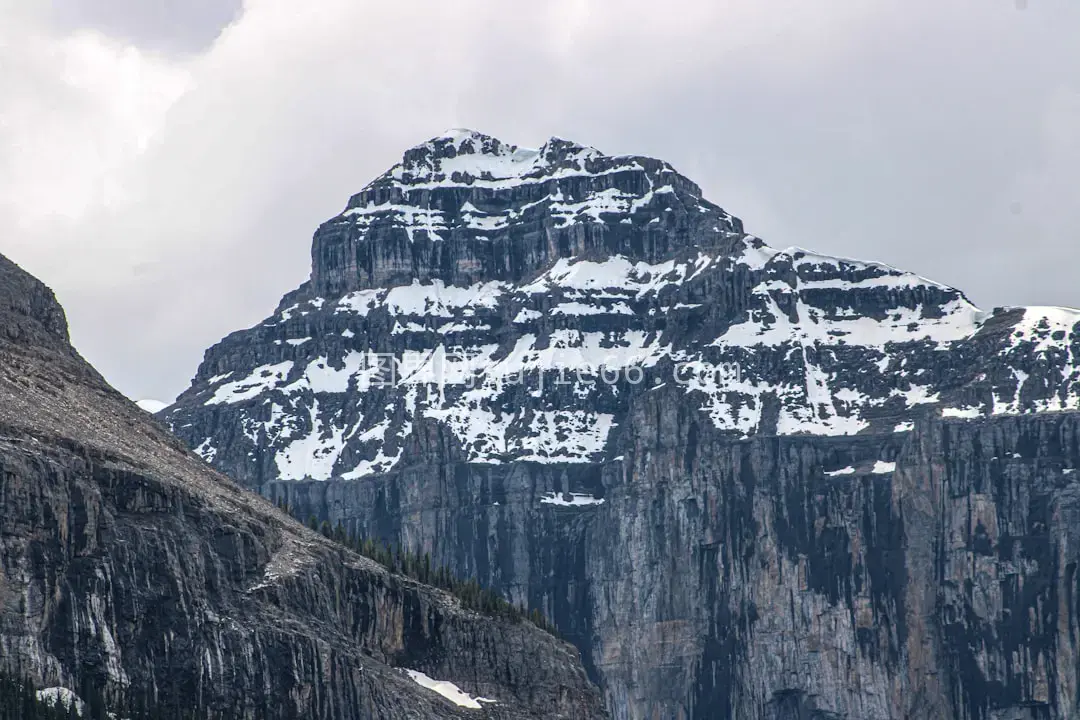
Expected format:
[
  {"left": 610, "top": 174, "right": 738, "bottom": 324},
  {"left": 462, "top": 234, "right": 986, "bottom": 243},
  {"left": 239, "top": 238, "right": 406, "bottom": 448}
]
[
  {"left": 0, "top": 252, "right": 72, "bottom": 349},
  {"left": 162, "top": 130, "right": 1080, "bottom": 719},
  {"left": 0, "top": 252, "right": 606, "bottom": 720},
  {"left": 301, "top": 129, "right": 742, "bottom": 299},
  {"left": 253, "top": 406, "right": 1080, "bottom": 720}
]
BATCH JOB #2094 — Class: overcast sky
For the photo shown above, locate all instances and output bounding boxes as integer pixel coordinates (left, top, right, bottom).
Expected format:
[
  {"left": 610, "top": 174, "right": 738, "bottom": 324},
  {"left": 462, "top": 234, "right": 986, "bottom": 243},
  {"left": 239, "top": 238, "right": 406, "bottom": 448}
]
[{"left": 1, "top": 0, "right": 1078, "bottom": 403}]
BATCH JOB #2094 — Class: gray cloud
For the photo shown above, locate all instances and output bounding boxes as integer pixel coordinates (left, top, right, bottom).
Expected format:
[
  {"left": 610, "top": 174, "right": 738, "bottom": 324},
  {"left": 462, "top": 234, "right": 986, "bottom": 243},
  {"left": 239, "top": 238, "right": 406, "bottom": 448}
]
[
  {"left": 1, "top": 0, "right": 1078, "bottom": 404},
  {"left": 45, "top": 0, "right": 241, "bottom": 54}
]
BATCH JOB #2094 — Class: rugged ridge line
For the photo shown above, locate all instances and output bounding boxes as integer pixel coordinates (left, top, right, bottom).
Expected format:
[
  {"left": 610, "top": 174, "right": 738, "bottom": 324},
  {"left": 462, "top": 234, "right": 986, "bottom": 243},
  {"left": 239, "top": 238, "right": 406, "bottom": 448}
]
[
  {"left": 294, "top": 128, "right": 744, "bottom": 301},
  {"left": 0, "top": 252, "right": 607, "bottom": 720}
]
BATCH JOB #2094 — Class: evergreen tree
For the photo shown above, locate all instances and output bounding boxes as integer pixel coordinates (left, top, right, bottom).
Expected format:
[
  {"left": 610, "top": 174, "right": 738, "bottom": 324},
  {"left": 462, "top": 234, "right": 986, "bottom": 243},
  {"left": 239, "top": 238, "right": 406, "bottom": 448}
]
[{"left": 302, "top": 525, "right": 560, "bottom": 636}]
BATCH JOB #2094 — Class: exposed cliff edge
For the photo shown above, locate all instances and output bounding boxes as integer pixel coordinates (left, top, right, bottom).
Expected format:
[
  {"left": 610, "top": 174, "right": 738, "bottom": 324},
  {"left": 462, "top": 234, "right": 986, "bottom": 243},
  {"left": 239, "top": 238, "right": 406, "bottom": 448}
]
[
  {"left": 0, "top": 251, "right": 607, "bottom": 719},
  {"left": 300, "top": 128, "right": 742, "bottom": 299},
  {"left": 162, "top": 130, "right": 1080, "bottom": 719}
]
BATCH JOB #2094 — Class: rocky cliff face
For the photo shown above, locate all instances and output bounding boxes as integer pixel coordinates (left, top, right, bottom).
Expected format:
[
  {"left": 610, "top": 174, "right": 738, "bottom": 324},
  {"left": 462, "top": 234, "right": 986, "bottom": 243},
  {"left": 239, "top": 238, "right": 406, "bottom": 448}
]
[
  {"left": 0, "top": 252, "right": 606, "bottom": 719},
  {"left": 301, "top": 129, "right": 742, "bottom": 300},
  {"left": 163, "top": 130, "right": 1080, "bottom": 719}
]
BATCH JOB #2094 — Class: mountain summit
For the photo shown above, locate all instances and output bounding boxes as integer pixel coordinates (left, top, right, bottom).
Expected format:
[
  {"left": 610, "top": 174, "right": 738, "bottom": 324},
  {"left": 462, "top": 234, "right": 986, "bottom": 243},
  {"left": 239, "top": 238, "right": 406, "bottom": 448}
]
[
  {"left": 163, "top": 132, "right": 1080, "bottom": 719},
  {"left": 299, "top": 129, "right": 742, "bottom": 299},
  {"left": 0, "top": 252, "right": 72, "bottom": 350},
  {"left": 166, "top": 131, "right": 1080, "bottom": 474}
]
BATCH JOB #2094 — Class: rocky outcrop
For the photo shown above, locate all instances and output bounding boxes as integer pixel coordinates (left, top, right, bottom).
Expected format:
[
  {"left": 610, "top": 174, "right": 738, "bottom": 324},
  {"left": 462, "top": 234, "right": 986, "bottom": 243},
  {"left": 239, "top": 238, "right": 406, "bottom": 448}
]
[
  {"left": 162, "top": 130, "right": 1080, "bottom": 719},
  {"left": 0, "top": 253, "right": 71, "bottom": 350},
  {"left": 248, "top": 403, "right": 1080, "bottom": 720},
  {"left": 301, "top": 129, "right": 742, "bottom": 300},
  {"left": 0, "top": 252, "right": 606, "bottom": 720}
]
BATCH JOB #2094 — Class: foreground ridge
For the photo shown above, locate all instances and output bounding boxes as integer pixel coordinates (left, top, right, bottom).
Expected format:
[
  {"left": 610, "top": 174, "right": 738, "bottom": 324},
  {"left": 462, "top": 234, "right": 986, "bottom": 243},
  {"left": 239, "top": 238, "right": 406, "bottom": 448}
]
[{"left": 0, "top": 251, "right": 606, "bottom": 719}]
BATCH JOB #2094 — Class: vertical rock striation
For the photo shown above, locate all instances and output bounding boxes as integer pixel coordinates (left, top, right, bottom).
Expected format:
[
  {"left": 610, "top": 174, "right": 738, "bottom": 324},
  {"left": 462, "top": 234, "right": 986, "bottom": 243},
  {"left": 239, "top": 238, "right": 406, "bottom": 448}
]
[
  {"left": 163, "top": 130, "right": 1080, "bottom": 719},
  {"left": 0, "top": 251, "right": 606, "bottom": 719}
]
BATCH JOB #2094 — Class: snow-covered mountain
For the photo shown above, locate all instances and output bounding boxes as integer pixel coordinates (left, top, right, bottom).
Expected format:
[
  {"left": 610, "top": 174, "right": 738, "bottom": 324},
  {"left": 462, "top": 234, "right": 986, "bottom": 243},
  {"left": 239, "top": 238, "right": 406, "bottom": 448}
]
[
  {"left": 165, "top": 129, "right": 1079, "bottom": 482},
  {"left": 161, "top": 130, "right": 1080, "bottom": 720}
]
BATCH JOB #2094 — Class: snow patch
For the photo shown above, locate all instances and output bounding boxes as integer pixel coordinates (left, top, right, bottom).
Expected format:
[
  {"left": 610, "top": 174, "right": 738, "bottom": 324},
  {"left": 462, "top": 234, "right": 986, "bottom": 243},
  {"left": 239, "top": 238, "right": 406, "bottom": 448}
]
[
  {"left": 513, "top": 308, "right": 542, "bottom": 323},
  {"left": 274, "top": 401, "right": 347, "bottom": 481},
  {"left": 943, "top": 406, "right": 982, "bottom": 419},
  {"left": 1009, "top": 307, "right": 1080, "bottom": 355},
  {"left": 194, "top": 438, "right": 217, "bottom": 463},
  {"left": 37, "top": 688, "right": 85, "bottom": 716},
  {"left": 404, "top": 670, "right": 495, "bottom": 709},
  {"left": 541, "top": 491, "right": 606, "bottom": 506},
  {"left": 522, "top": 255, "right": 684, "bottom": 298},
  {"left": 206, "top": 362, "right": 294, "bottom": 405}
]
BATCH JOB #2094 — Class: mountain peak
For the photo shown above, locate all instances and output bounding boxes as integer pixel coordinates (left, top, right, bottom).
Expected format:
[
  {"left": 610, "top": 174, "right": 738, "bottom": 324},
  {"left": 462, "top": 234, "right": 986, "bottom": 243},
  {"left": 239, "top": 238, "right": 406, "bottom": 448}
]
[
  {"left": 435, "top": 127, "right": 488, "bottom": 141},
  {"left": 0, "top": 252, "right": 70, "bottom": 350},
  {"left": 418, "top": 127, "right": 513, "bottom": 157},
  {"left": 158, "top": 130, "right": 1080, "bottom": 720},
  {"left": 393, "top": 129, "right": 542, "bottom": 185},
  {"left": 389, "top": 130, "right": 612, "bottom": 187},
  {"left": 305, "top": 131, "right": 741, "bottom": 298}
]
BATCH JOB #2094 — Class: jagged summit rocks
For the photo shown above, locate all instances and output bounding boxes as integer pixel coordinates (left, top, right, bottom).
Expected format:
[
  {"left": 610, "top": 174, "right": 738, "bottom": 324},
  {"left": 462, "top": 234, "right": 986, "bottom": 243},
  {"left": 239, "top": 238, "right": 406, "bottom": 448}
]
[
  {"left": 0, "top": 253, "right": 71, "bottom": 349},
  {"left": 301, "top": 129, "right": 743, "bottom": 299},
  {"left": 162, "top": 131, "right": 1080, "bottom": 719},
  {"left": 396, "top": 129, "right": 589, "bottom": 182}
]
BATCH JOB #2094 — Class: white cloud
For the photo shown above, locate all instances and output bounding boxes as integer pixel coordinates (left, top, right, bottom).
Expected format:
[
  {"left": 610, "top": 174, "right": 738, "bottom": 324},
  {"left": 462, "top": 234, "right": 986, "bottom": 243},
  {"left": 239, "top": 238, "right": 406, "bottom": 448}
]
[
  {"left": 989, "top": 85, "right": 1080, "bottom": 307},
  {"left": 0, "top": 24, "right": 189, "bottom": 223},
  {"left": 0, "top": 9, "right": 190, "bottom": 292},
  {"left": 1, "top": 0, "right": 1078, "bottom": 402}
]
